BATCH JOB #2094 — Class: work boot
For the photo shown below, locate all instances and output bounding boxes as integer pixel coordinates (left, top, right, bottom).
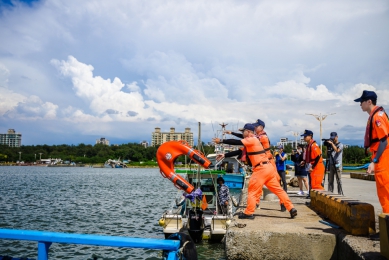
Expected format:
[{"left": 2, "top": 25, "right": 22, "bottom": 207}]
[
  {"left": 280, "top": 203, "right": 286, "bottom": 212},
  {"left": 238, "top": 213, "right": 255, "bottom": 220},
  {"left": 290, "top": 208, "right": 297, "bottom": 218}
]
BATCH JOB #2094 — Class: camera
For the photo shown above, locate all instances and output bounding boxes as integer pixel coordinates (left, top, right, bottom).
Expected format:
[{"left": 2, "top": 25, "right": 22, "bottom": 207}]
[{"left": 322, "top": 139, "right": 333, "bottom": 151}]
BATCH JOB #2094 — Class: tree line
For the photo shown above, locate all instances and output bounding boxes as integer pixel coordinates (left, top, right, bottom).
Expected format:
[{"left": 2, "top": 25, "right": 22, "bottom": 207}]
[
  {"left": 0, "top": 142, "right": 216, "bottom": 164},
  {"left": 0, "top": 142, "right": 369, "bottom": 165},
  {"left": 0, "top": 143, "right": 160, "bottom": 164}
]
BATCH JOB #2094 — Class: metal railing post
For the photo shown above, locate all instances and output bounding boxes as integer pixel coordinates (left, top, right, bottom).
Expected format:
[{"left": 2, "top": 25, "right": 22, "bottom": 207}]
[
  {"left": 167, "top": 251, "right": 178, "bottom": 260},
  {"left": 38, "top": 241, "right": 52, "bottom": 260}
]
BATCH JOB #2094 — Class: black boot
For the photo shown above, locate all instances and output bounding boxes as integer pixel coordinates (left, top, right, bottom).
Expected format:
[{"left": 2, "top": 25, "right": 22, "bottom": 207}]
[
  {"left": 238, "top": 213, "right": 255, "bottom": 219},
  {"left": 280, "top": 204, "right": 286, "bottom": 212},
  {"left": 290, "top": 208, "right": 297, "bottom": 218}
]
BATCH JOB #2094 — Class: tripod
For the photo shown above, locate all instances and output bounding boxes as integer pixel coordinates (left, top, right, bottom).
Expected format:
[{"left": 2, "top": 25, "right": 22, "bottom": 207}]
[{"left": 322, "top": 148, "right": 344, "bottom": 195}]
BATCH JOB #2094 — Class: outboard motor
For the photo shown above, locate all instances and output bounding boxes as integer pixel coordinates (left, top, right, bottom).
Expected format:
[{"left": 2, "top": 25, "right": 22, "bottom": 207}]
[
  {"left": 188, "top": 209, "right": 204, "bottom": 243},
  {"left": 164, "top": 232, "right": 198, "bottom": 260}
]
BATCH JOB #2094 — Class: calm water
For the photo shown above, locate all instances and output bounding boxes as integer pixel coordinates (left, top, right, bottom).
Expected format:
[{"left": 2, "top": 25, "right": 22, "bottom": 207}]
[{"left": 0, "top": 166, "right": 226, "bottom": 259}]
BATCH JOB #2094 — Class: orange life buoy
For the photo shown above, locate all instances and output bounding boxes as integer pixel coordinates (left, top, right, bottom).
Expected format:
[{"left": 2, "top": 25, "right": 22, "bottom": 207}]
[{"left": 156, "top": 140, "right": 211, "bottom": 194}]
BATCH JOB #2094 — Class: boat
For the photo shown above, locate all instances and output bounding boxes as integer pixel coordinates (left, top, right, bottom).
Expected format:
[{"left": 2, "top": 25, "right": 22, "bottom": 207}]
[
  {"left": 104, "top": 158, "right": 127, "bottom": 168},
  {"left": 157, "top": 129, "right": 236, "bottom": 243}
]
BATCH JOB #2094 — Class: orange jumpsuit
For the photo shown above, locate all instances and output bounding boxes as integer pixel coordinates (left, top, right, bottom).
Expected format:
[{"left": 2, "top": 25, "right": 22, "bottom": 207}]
[
  {"left": 368, "top": 106, "right": 389, "bottom": 212},
  {"left": 257, "top": 132, "right": 278, "bottom": 174},
  {"left": 307, "top": 139, "right": 325, "bottom": 190},
  {"left": 242, "top": 135, "right": 294, "bottom": 215},
  {"left": 255, "top": 132, "right": 282, "bottom": 206}
]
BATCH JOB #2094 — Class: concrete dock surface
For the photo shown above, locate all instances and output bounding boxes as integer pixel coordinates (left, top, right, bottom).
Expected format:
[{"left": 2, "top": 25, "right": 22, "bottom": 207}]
[{"left": 225, "top": 172, "right": 386, "bottom": 260}]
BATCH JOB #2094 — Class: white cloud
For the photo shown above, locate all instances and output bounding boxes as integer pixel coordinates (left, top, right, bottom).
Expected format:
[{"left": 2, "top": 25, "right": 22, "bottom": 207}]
[
  {"left": 0, "top": 0, "right": 388, "bottom": 145},
  {"left": 51, "top": 56, "right": 149, "bottom": 118},
  {"left": 0, "top": 87, "right": 26, "bottom": 116}
]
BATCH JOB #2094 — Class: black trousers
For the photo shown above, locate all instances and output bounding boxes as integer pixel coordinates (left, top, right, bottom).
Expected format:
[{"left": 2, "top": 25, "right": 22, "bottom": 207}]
[{"left": 277, "top": 170, "right": 287, "bottom": 191}]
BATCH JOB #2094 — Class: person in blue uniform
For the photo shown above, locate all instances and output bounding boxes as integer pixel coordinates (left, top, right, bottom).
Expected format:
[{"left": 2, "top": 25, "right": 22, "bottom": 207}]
[{"left": 275, "top": 145, "right": 288, "bottom": 191}]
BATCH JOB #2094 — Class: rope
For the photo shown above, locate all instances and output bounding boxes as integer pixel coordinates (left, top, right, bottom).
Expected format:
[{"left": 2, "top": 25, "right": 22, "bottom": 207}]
[{"left": 178, "top": 240, "right": 191, "bottom": 254}]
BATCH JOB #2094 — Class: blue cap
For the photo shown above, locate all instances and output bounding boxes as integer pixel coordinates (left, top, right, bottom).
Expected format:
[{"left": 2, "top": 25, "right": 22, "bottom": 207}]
[
  {"left": 330, "top": 132, "right": 337, "bottom": 139},
  {"left": 253, "top": 119, "right": 265, "bottom": 128},
  {"left": 354, "top": 90, "right": 377, "bottom": 102},
  {"left": 301, "top": 130, "right": 313, "bottom": 137},
  {"left": 239, "top": 123, "right": 256, "bottom": 132},
  {"left": 278, "top": 145, "right": 284, "bottom": 149}
]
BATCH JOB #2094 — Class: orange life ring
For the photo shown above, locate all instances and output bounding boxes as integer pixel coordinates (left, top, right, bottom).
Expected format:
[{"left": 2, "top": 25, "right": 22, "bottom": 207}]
[{"left": 156, "top": 140, "right": 211, "bottom": 193}]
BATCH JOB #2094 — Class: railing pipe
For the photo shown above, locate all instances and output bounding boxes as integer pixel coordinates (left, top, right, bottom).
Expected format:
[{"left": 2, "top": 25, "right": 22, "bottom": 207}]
[{"left": 0, "top": 229, "right": 180, "bottom": 260}]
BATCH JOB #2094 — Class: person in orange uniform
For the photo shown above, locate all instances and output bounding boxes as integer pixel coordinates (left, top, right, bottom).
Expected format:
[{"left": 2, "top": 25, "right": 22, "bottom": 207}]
[
  {"left": 252, "top": 119, "right": 287, "bottom": 211},
  {"left": 301, "top": 130, "right": 325, "bottom": 190},
  {"left": 224, "top": 119, "right": 286, "bottom": 211},
  {"left": 355, "top": 90, "right": 389, "bottom": 213},
  {"left": 213, "top": 123, "right": 297, "bottom": 219}
]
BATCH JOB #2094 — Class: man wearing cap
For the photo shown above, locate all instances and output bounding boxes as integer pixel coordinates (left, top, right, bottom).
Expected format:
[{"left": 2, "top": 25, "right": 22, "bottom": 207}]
[
  {"left": 224, "top": 119, "right": 286, "bottom": 211},
  {"left": 213, "top": 123, "right": 297, "bottom": 219},
  {"left": 354, "top": 90, "right": 389, "bottom": 213},
  {"left": 326, "top": 132, "right": 344, "bottom": 194},
  {"left": 301, "top": 130, "right": 325, "bottom": 191}
]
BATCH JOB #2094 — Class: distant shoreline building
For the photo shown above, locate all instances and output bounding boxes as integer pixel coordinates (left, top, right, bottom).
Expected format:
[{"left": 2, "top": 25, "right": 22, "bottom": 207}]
[
  {"left": 151, "top": 127, "right": 194, "bottom": 147},
  {"left": 277, "top": 137, "right": 307, "bottom": 149},
  {"left": 0, "top": 129, "right": 22, "bottom": 147},
  {"left": 140, "top": 140, "right": 149, "bottom": 148},
  {"left": 96, "top": 137, "right": 109, "bottom": 145}
]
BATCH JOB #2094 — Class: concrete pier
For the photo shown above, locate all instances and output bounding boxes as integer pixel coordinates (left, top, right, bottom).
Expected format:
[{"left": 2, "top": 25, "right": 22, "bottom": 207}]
[{"left": 225, "top": 173, "right": 386, "bottom": 260}]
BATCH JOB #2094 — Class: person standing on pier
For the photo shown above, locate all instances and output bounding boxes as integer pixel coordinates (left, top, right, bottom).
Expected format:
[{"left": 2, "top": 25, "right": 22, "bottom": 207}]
[
  {"left": 301, "top": 130, "right": 325, "bottom": 191},
  {"left": 354, "top": 90, "right": 389, "bottom": 213},
  {"left": 223, "top": 119, "right": 286, "bottom": 211},
  {"left": 275, "top": 145, "right": 288, "bottom": 192},
  {"left": 213, "top": 123, "right": 297, "bottom": 219},
  {"left": 291, "top": 144, "right": 309, "bottom": 195}
]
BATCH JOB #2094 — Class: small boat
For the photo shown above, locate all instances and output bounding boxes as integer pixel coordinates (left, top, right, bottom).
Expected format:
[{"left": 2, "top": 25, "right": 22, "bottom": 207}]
[
  {"left": 157, "top": 140, "right": 235, "bottom": 243},
  {"left": 104, "top": 158, "right": 127, "bottom": 168}
]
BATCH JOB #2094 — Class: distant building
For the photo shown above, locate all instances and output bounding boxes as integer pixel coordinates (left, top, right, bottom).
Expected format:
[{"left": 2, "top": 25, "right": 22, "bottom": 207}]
[
  {"left": 96, "top": 137, "right": 109, "bottom": 145},
  {"left": 0, "top": 129, "right": 22, "bottom": 147},
  {"left": 140, "top": 140, "right": 149, "bottom": 148},
  {"left": 151, "top": 127, "right": 194, "bottom": 147},
  {"left": 277, "top": 137, "right": 307, "bottom": 149}
]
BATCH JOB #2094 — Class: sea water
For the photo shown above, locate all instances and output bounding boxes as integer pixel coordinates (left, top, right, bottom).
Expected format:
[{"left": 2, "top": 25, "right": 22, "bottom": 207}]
[{"left": 0, "top": 166, "right": 226, "bottom": 260}]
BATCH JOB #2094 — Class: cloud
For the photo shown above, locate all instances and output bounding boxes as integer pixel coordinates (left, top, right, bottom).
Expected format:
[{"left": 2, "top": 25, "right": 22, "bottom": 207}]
[
  {"left": 0, "top": 0, "right": 388, "bottom": 146},
  {"left": 51, "top": 56, "right": 149, "bottom": 118}
]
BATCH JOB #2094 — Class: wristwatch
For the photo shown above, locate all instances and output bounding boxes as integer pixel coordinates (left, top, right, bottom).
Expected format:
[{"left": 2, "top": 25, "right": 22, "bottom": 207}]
[{"left": 373, "top": 158, "right": 378, "bottom": 163}]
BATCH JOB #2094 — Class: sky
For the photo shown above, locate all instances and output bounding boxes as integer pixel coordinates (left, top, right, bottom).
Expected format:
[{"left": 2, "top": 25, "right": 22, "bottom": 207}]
[{"left": 0, "top": 0, "right": 388, "bottom": 146}]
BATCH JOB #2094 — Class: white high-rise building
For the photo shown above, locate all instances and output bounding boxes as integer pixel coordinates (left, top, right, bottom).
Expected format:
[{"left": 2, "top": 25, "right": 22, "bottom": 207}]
[
  {"left": 0, "top": 129, "right": 22, "bottom": 147},
  {"left": 96, "top": 137, "right": 109, "bottom": 145},
  {"left": 151, "top": 127, "right": 194, "bottom": 147}
]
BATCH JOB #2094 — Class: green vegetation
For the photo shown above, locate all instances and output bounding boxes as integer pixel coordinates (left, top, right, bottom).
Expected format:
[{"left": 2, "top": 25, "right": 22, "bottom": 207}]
[{"left": 0, "top": 143, "right": 216, "bottom": 165}]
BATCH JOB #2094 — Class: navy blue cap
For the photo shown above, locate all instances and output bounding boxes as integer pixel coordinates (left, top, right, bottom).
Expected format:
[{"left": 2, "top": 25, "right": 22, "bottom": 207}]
[
  {"left": 253, "top": 119, "right": 265, "bottom": 128},
  {"left": 239, "top": 123, "right": 256, "bottom": 132},
  {"left": 354, "top": 90, "right": 377, "bottom": 102},
  {"left": 301, "top": 129, "right": 313, "bottom": 137},
  {"left": 330, "top": 132, "right": 337, "bottom": 139},
  {"left": 278, "top": 145, "right": 284, "bottom": 149}
]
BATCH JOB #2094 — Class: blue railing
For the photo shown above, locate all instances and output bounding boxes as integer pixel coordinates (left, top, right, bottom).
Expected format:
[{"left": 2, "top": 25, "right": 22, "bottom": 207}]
[{"left": 0, "top": 228, "right": 180, "bottom": 260}]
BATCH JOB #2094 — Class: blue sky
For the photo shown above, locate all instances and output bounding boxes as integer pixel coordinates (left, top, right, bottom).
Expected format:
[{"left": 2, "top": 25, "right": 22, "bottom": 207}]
[{"left": 0, "top": 0, "right": 388, "bottom": 146}]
